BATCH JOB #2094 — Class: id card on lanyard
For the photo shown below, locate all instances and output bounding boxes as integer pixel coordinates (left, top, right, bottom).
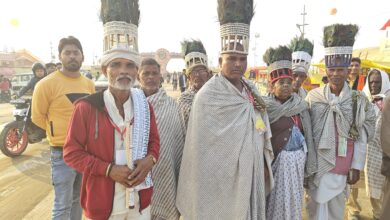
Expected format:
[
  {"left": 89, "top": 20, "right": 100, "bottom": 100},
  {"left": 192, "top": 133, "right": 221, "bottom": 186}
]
[{"left": 338, "top": 136, "right": 347, "bottom": 157}]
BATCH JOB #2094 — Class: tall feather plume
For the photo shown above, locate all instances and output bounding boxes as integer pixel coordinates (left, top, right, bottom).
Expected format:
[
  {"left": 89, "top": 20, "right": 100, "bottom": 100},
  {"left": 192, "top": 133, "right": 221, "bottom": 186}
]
[
  {"left": 323, "top": 24, "right": 359, "bottom": 47},
  {"left": 181, "top": 40, "right": 207, "bottom": 57},
  {"left": 289, "top": 36, "right": 314, "bottom": 56},
  {"left": 100, "top": 0, "right": 140, "bottom": 26},
  {"left": 263, "top": 46, "right": 292, "bottom": 65},
  {"left": 263, "top": 48, "right": 275, "bottom": 66},
  {"left": 181, "top": 40, "right": 190, "bottom": 57},
  {"left": 218, "top": 0, "right": 254, "bottom": 25}
]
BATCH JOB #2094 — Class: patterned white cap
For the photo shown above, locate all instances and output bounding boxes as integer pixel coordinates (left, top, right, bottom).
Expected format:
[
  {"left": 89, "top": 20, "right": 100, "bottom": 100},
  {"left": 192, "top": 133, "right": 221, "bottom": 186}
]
[
  {"left": 292, "top": 51, "right": 312, "bottom": 73},
  {"left": 220, "top": 23, "right": 250, "bottom": 54}
]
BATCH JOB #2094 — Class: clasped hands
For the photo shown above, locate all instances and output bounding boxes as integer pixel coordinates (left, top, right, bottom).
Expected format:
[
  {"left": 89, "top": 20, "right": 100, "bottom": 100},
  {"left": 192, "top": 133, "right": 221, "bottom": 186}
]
[{"left": 109, "top": 156, "right": 154, "bottom": 188}]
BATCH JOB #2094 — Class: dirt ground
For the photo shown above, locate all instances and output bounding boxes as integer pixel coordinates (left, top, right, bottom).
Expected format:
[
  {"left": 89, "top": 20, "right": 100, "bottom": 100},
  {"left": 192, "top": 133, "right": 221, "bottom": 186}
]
[{"left": 0, "top": 83, "right": 377, "bottom": 219}]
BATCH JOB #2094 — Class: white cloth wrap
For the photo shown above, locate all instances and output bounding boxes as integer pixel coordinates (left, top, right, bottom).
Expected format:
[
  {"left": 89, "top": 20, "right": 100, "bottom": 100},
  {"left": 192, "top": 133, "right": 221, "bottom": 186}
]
[{"left": 176, "top": 73, "right": 273, "bottom": 220}]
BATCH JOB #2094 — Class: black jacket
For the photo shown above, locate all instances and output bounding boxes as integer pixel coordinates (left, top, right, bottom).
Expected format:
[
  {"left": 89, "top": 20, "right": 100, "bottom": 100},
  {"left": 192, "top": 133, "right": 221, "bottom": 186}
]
[
  {"left": 179, "top": 74, "right": 187, "bottom": 88},
  {"left": 18, "top": 76, "right": 42, "bottom": 97}
]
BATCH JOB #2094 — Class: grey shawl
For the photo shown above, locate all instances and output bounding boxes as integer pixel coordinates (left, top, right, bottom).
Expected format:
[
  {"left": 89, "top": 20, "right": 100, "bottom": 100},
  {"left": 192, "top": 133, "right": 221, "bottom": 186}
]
[
  {"left": 147, "top": 89, "right": 186, "bottom": 220},
  {"left": 263, "top": 93, "right": 317, "bottom": 177},
  {"left": 176, "top": 73, "right": 273, "bottom": 220},
  {"left": 305, "top": 83, "right": 376, "bottom": 186},
  {"left": 297, "top": 87, "right": 308, "bottom": 99},
  {"left": 177, "top": 88, "right": 197, "bottom": 129}
]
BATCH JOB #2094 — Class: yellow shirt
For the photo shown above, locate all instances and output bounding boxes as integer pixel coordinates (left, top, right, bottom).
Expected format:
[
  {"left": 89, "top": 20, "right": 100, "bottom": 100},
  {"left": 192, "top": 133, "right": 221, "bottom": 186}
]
[{"left": 32, "top": 70, "right": 95, "bottom": 146}]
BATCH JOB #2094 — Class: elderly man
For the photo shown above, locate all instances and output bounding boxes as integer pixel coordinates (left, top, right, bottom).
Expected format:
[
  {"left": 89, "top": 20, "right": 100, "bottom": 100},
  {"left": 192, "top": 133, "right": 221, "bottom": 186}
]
[
  {"left": 64, "top": 1, "right": 161, "bottom": 217},
  {"left": 138, "top": 58, "right": 185, "bottom": 220},
  {"left": 306, "top": 24, "right": 376, "bottom": 220},
  {"left": 63, "top": 47, "right": 160, "bottom": 220},
  {"left": 361, "top": 69, "right": 390, "bottom": 220},
  {"left": 177, "top": 40, "right": 211, "bottom": 128},
  {"left": 176, "top": 1, "right": 273, "bottom": 219}
]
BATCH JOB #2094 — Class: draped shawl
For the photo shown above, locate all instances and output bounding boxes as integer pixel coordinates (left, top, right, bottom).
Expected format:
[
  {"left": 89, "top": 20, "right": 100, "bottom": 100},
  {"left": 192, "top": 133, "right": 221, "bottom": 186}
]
[
  {"left": 147, "top": 89, "right": 185, "bottom": 220},
  {"left": 263, "top": 93, "right": 316, "bottom": 176},
  {"left": 176, "top": 73, "right": 273, "bottom": 220},
  {"left": 177, "top": 88, "right": 197, "bottom": 129},
  {"left": 297, "top": 87, "right": 308, "bottom": 99},
  {"left": 305, "top": 83, "right": 376, "bottom": 186},
  {"left": 362, "top": 69, "right": 390, "bottom": 199}
]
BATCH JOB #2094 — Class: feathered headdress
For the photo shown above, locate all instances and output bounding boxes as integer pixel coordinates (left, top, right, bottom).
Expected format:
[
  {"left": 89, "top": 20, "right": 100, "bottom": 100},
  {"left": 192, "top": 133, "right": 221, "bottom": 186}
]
[
  {"left": 263, "top": 46, "right": 292, "bottom": 83},
  {"left": 289, "top": 36, "right": 314, "bottom": 73},
  {"left": 218, "top": 0, "right": 254, "bottom": 54},
  {"left": 100, "top": 0, "right": 140, "bottom": 66},
  {"left": 181, "top": 40, "right": 208, "bottom": 73},
  {"left": 100, "top": 0, "right": 140, "bottom": 26},
  {"left": 323, "top": 24, "right": 359, "bottom": 68}
]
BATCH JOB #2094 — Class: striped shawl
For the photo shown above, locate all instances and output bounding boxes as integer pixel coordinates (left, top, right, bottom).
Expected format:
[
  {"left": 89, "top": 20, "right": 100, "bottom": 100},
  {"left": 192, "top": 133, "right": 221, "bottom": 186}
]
[
  {"left": 177, "top": 88, "right": 197, "bottom": 129},
  {"left": 305, "top": 83, "right": 376, "bottom": 186},
  {"left": 147, "top": 89, "right": 186, "bottom": 220}
]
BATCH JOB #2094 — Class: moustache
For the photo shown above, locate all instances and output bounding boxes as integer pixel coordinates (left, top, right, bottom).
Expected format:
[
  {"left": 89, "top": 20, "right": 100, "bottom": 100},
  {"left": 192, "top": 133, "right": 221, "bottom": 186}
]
[{"left": 116, "top": 76, "right": 133, "bottom": 81}]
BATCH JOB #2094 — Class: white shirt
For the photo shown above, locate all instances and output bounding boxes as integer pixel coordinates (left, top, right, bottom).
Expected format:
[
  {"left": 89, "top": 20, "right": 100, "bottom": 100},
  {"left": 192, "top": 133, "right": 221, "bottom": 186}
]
[{"left": 104, "top": 89, "right": 134, "bottom": 215}]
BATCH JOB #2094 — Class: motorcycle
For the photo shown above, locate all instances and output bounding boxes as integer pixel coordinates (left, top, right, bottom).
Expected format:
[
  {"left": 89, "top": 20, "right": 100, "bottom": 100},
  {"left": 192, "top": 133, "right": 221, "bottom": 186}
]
[
  {"left": 0, "top": 90, "right": 11, "bottom": 103},
  {"left": 0, "top": 98, "right": 46, "bottom": 157}
]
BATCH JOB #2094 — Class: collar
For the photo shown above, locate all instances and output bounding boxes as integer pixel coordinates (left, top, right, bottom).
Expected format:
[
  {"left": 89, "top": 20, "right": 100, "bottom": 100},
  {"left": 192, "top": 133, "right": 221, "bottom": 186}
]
[{"left": 103, "top": 89, "right": 133, "bottom": 128}]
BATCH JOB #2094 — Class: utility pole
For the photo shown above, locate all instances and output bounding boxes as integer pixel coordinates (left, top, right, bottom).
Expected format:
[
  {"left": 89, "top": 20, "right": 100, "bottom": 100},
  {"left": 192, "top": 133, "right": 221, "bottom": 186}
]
[{"left": 296, "top": 5, "right": 308, "bottom": 38}]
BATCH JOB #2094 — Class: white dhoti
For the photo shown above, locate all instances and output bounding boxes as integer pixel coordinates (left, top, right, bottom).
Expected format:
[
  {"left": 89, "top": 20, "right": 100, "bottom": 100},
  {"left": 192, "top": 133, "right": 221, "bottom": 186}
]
[
  {"left": 308, "top": 173, "right": 348, "bottom": 220},
  {"left": 109, "top": 184, "right": 151, "bottom": 220}
]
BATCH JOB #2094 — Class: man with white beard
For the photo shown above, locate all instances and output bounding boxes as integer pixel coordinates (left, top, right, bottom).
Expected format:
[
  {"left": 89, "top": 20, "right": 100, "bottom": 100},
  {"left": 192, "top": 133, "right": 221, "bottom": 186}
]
[{"left": 63, "top": 47, "right": 160, "bottom": 220}]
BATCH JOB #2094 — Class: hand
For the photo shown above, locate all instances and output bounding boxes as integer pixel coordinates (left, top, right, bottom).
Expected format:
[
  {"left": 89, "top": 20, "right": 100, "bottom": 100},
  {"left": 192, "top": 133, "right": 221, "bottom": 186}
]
[
  {"left": 109, "top": 165, "right": 133, "bottom": 187},
  {"left": 347, "top": 169, "right": 360, "bottom": 185},
  {"left": 128, "top": 155, "right": 154, "bottom": 187}
]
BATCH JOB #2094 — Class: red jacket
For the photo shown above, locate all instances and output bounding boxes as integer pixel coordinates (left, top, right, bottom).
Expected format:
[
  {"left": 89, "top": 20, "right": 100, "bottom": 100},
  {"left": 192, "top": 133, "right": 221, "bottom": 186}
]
[{"left": 63, "top": 91, "right": 160, "bottom": 220}]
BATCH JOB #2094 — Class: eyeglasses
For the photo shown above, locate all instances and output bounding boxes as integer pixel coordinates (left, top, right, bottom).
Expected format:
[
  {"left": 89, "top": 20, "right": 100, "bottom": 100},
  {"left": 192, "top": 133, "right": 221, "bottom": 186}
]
[{"left": 191, "top": 69, "right": 208, "bottom": 76}]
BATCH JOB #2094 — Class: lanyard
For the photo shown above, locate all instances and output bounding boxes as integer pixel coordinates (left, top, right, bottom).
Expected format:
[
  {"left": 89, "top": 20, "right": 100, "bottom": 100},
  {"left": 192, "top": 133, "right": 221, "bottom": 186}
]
[
  {"left": 243, "top": 84, "right": 255, "bottom": 105},
  {"left": 108, "top": 117, "right": 134, "bottom": 141}
]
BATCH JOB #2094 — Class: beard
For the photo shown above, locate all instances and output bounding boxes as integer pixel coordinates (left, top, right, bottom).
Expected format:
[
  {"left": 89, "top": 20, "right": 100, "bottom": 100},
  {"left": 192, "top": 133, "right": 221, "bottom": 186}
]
[
  {"left": 111, "top": 75, "right": 135, "bottom": 90},
  {"left": 63, "top": 60, "right": 82, "bottom": 72}
]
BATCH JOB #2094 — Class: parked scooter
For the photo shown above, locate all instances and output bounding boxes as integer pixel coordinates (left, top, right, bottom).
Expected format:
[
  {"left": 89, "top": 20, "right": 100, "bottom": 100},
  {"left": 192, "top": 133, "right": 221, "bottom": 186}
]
[{"left": 0, "top": 98, "right": 46, "bottom": 157}]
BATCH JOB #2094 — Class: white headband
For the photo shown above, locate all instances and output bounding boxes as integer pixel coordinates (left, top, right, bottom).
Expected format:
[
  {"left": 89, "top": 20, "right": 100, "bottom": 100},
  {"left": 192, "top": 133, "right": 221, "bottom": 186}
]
[{"left": 101, "top": 47, "right": 140, "bottom": 67}]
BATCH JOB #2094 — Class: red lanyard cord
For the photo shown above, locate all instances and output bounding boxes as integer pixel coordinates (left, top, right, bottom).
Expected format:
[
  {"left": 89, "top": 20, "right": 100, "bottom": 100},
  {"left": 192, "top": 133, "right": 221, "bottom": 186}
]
[{"left": 107, "top": 117, "right": 134, "bottom": 141}]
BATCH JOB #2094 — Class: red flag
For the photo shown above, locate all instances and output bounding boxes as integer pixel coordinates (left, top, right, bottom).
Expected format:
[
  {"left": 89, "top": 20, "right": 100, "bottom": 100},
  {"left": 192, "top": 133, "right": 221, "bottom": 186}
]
[{"left": 380, "top": 19, "right": 390, "bottom": 30}]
